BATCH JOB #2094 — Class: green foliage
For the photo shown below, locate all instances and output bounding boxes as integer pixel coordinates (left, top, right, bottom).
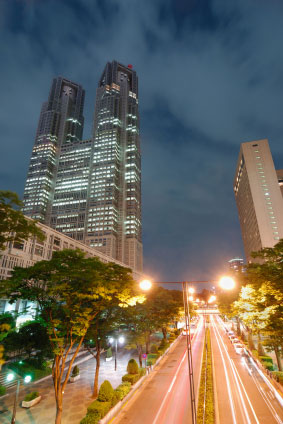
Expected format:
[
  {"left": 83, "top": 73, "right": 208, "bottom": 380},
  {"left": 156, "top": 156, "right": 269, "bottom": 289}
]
[
  {"left": 252, "top": 350, "right": 259, "bottom": 358},
  {"left": 0, "top": 190, "right": 45, "bottom": 251},
  {"left": 80, "top": 411, "right": 101, "bottom": 424},
  {"left": 150, "top": 344, "right": 158, "bottom": 353},
  {"left": 115, "top": 382, "right": 131, "bottom": 399},
  {"left": 9, "top": 361, "right": 51, "bottom": 381},
  {"left": 262, "top": 361, "right": 274, "bottom": 371},
  {"left": 23, "top": 391, "right": 39, "bottom": 402},
  {"left": 106, "top": 347, "right": 113, "bottom": 358},
  {"left": 259, "top": 356, "right": 273, "bottom": 364},
  {"left": 111, "top": 390, "right": 121, "bottom": 407},
  {"left": 272, "top": 371, "right": 283, "bottom": 385},
  {"left": 122, "top": 373, "right": 140, "bottom": 385},
  {"left": 98, "top": 380, "right": 114, "bottom": 402},
  {"left": 87, "top": 400, "right": 111, "bottom": 417},
  {"left": 146, "top": 353, "right": 158, "bottom": 366},
  {"left": 139, "top": 367, "right": 146, "bottom": 377},
  {"left": 0, "top": 385, "right": 6, "bottom": 396},
  {"left": 127, "top": 358, "right": 139, "bottom": 375},
  {"left": 72, "top": 365, "right": 79, "bottom": 377},
  {"left": 197, "top": 327, "right": 214, "bottom": 424}
]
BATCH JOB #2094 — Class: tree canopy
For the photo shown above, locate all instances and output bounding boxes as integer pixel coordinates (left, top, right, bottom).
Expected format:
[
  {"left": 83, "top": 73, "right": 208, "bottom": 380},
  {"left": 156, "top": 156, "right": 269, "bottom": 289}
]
[{"left": 0, "top": 190, "right": 45, "bottom": 250}]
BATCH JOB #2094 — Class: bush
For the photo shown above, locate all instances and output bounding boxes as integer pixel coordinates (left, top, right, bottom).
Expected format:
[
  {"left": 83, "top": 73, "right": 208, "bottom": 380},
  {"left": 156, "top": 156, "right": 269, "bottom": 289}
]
[
  {"left": 115, "top": 382, "right": 131, "bottom": 400},
  {"left": 272, "top": 371, "right": 283, "bottom": 385},
  {"left": 252, "top": 350, "right": 259, "bottom": 358},
  {"left": 127, "top": 358, "right": 139, "bottom": 375},
  {"left": 72, "top": 365, "right": 80, "bottom": 377},
  {"left": 150, "top": 344, "right": 158, "bottom": 354},
  {"left": 9, "top": 362, "right": 51, "bottom": 381},
  {"left": 98, "top": 380, "right": 114, "bottom": 402},
  {"left": 139, "top": 367, "right": 146, "bottom": 377},
  {"left": 111, "top": 390, "right": 120, "bottom": 407},
  {"left": 0, "top": 385, "right": 6, "bottom": 396},
  {"left": 87, "top": 400, "right": 111, "bottom": 418},
  {"left": 262, "top": 361, "right": 274, "bottom": 371},
  {"left": 106, "top": 347, "right": 112, "bottom": 358},
  {"left": 80, "top": 412, "right": 100, "bottom": 424},
  {"left": 259, "top": 356, "right": 273, "bottom": 365},
  {"left": 24, "top": 391, "right": 39, "bottom": 402},
  {"left": 122, "top": 373, "right": 140, "bottom": 385}
]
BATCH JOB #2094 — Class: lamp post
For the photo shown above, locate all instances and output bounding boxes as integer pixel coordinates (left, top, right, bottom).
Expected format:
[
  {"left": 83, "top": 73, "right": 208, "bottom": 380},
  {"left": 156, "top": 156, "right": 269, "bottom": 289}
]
[
  {"left": 109, "top": 336, "right": 125, "bottom": 371},
  {"left": 7, "top": 372, "right": 32, "bottom": 424},
  {"left": 139, "top": 276, "right": 236, "bottom": 424}
]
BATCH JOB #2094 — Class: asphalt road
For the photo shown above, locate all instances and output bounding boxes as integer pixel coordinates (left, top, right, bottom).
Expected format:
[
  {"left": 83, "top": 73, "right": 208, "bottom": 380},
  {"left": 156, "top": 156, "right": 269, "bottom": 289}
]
[
  {"left": 211, "top": 315, "right": 283, "bottom": 424},
  {"left": 112, "top": 316, "right": 205, "bottom": 424}
]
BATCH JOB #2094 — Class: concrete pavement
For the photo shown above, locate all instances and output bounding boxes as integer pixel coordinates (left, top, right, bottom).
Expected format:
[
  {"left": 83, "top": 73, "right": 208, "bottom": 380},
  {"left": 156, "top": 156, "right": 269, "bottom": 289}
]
[{"left": 0, "top": 349, "right": 138, "bottom": 424}]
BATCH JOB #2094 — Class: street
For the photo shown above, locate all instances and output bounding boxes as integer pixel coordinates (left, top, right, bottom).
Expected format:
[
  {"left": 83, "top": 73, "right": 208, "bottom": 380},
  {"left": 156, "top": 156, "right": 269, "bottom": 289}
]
[
  {"left": 112, "top": 316, "right": 205, "bottom": 424},
  {"left": 211, "top": 315, "right": 283, "bottom": 424}
]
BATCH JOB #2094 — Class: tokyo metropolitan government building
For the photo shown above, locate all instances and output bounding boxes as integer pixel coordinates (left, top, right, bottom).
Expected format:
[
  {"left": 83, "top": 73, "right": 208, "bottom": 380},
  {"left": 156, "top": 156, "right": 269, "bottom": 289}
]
[{"left": 23, "top": 61, "right": 143, "bottom": 272}]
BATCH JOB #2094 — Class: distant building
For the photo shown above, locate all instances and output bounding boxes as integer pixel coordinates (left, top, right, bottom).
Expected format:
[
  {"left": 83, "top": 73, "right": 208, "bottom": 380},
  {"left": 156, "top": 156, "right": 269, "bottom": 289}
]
[
  {"left": 228, "top": 257, "right": 244, "bottom": 272},
  {"left": 234, "top": 139, "right": 283, "bottom": 262},
  {"left": 276, "top": 169, "right": 283, "bottom": 197}
]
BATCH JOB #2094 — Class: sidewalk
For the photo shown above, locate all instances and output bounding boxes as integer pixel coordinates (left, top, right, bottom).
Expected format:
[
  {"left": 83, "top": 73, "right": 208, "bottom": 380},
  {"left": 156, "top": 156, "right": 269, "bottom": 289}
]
[{"left": 0, "top": 349, "right": 139, "bottom": 424}]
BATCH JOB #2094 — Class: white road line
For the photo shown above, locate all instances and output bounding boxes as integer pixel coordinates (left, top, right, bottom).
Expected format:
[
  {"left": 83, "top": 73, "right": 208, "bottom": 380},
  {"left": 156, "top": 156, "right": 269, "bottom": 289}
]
[{"left": 211, "top": 317, "right": 237, "bottom": 424}]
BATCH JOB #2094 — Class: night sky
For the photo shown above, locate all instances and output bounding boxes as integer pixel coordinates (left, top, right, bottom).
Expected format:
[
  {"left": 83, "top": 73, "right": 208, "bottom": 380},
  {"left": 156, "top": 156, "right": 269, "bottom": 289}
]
[{"left": 1, "top": 0, "right": 283, "bottom": 283}]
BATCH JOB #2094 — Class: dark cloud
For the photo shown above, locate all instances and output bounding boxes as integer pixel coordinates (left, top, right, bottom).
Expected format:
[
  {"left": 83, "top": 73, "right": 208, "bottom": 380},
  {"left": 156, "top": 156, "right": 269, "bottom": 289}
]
[{"left": 1, "top": 0, "right": 283, "bottom": 281}]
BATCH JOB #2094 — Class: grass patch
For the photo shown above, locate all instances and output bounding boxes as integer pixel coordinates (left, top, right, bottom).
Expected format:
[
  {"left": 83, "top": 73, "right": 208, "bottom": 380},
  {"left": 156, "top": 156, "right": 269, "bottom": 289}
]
[
  {"left": 197, "top": 327, "right": 214, "bottom": 424},
  {"left": 9, "top": 361, "right": 52, "bottom": 381}
]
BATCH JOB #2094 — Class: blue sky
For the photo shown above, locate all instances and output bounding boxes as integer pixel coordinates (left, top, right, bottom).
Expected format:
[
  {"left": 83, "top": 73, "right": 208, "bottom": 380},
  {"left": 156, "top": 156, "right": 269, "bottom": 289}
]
[{"left": 1, "top": 0, "right": 283, "bottom": 281}]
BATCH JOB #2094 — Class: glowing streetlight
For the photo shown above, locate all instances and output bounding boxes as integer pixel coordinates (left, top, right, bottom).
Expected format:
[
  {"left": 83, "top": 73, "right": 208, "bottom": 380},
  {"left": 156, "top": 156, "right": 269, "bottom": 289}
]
[
  {"left": 118, "top": 336, "right": 125, "bottom": 344},
  {"left": 188, "top": 287, "right": 195, "bottom": 294},
  {"left": 109, "top": 335, "right": 125, "bottom": 371},
  {"left": 24, "top": 375, "right": 32, "bottom": 383},
  {"left": 139, "top": 279, "right": 152, "bottom": 291},
  {"left": 7, "top": 373, "right": 14, "bottom": 382},
  {"left": 188, "top": 295, "right": 194, "bottom": 302},
  {"left": 219, "top": 276, "right": 236, "bottom": 290}
]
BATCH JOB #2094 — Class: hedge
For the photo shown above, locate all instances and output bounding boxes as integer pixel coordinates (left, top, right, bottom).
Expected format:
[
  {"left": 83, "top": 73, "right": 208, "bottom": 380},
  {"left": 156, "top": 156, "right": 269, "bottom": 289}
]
[
  {"left": 115, "top": 382, "right": 131, "bottom": 399},
  {"left": 259, "top": 356, "right": 273, "bottom": 365},
  {"left": 127, "top": 358, "right": 139, "bottom": 375},
  {"left": 24, "top": 391, "right": 39, "bottom": 402},
  {"left": 80, "top": 411, "right": 100, "bottom": 424},
  {"left": 87, "top": 400, "right": 111, "bottom": 417},
  {"left": 262, "top": 361, "right": 274, "bottom": 371},
  {"left": 98, "top": 380, "right": 114, "bottom": 402},
  {"left": 197, "top": 327, "right": 214, "bottom": 424},
  {"left": 0, "top": 385, "right": 6, "bottom": 396},
  {"left": 122, "top": 373, "right": 140, "bottom": 385},
  {"left": 272, "top": 371, "right": 283, "bottom": 385},
  {"left": 139, "top": 367, "right": 146, "bottom": 377}
]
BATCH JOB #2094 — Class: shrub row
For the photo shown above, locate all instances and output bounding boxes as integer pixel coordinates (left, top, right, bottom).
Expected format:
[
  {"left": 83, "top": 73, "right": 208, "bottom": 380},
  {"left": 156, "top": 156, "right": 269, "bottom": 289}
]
[
  {"left": 122, "top": 365, "right": 146, "bottom": 384},
  {"left": 197, "top": 327, "right": 214, "bottom": 424},
  {"left": 259, "top": 355, "right": 274, "bottom": 371},
  {"left": 272, "top": 371, "right": 283, "bottom": 385}
]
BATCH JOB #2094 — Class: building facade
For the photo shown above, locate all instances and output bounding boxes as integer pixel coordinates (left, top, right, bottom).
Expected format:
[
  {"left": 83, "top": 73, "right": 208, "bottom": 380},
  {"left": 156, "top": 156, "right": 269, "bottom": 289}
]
[
  {"left": 85, "top": 61, "right": 142, "bottom": 271},
  {"left": 23, "top": 77, "right": 85, "bottom": 223},
  {"left": 234, "top": 139, "right": 283, "bottom": 262},
  {"left": 0, "top": 220, "right": 145, "bottom": 319},
  {"left": 228, "top": 257, "right": 244, "bottom": 273},
  {"left": 22, "top": 63, "right": 143, "bottom": 272}
]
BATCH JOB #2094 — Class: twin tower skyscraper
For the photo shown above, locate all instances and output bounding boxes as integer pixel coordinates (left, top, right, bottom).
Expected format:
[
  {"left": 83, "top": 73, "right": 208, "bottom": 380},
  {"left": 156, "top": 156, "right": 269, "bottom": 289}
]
[{"left": 23, "top": 61, "right": 143, "bottom": 272}]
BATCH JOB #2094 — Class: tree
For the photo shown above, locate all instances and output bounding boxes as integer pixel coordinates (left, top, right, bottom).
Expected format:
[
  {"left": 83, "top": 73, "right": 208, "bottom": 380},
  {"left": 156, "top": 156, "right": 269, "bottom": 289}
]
[
  {"left": 0, "top": 312, "right": 16, "bottom": 370},
  {"left": 232, "top": 241, "right": 283, "bottom": 370},
  {"left": 0, "top": 249, "right": 143, "bottom": 424},
  {"left": 0, "top": 190, "right": 45, "bottom": 250}
]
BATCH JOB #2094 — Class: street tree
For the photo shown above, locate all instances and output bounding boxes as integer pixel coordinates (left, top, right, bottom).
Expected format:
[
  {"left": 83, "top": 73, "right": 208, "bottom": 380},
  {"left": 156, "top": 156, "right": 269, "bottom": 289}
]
[
  {"left": 0, "top": 190, "right": 45, "bottom": 250},
  {"left": 0, "top": 249, "right": 143, "bottom": 424}
]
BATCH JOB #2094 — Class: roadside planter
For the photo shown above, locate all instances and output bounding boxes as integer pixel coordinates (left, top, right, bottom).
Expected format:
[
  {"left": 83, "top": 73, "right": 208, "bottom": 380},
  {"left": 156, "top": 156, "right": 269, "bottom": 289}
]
[
  {"left": 70, "top": 365, "right": 80, "bottom": 382},
  {"left": 106, "top": 347, "right": 113, "bottom": 362},
  {"left": 22, "top": 392, "right": 41, "bottom": 408}
]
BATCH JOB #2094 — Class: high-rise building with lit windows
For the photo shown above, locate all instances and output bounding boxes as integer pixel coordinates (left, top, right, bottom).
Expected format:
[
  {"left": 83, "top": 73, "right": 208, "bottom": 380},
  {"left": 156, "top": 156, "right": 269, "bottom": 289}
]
[
  {"left": 23, "top": 77, "right": 85, "bottom": 223},
  {"left": 234, "top": 139, "right": 283, "bottom": 262},
  {"left": 85, "top": 61, "right": 142, "bottom": 271}
]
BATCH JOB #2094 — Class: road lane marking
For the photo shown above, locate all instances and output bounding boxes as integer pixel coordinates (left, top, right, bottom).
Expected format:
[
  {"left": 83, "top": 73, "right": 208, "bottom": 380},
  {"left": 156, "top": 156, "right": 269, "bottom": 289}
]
[
  {"left": 211, "top": 317, "right": 237, "bottom": 424},
  {"left": 152, "top": 317, "right": 203, "bottom": 424},
  {"left": 213, "top": 316, "right": 260, "bottom": 424}
]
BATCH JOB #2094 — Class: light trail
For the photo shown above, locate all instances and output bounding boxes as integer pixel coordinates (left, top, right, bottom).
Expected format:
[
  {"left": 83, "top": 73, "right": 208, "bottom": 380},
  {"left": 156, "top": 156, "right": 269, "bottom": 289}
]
[
  {"left": 212, "top": 315, "right": 260, "bottom": 424},
  {"left": 152, "top": 316, "right": 203, "bottom": 424}
]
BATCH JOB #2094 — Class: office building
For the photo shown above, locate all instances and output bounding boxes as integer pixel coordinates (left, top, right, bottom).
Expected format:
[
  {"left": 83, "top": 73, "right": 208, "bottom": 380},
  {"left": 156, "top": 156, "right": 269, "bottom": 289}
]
[
  {"left": 85, "top": 61, "right": 143, "bottom": 271},
  {"left": 228, "top": 257, "right": 244, "bottom": 273},
  {"left": 276, "top": 170, "right": 283, "bottom": 197},
  {"left": 23, "top": 77, "right": 85, "bottom": 223},
  {"left": 234, "top": 139, "right": 283, "bottom": 262}
]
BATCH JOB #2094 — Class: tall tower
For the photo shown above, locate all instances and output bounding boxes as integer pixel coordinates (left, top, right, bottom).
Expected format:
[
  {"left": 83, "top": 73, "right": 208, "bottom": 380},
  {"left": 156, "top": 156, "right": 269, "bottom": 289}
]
[
  {"left": 23, "top": 77, "right": 85, "bottom": 223},
  {"left": 86, "top": 61, "right": 143, "bottom": 271},
  {"left": 234, "top": 139, "right": 283, "bottom": 262}
]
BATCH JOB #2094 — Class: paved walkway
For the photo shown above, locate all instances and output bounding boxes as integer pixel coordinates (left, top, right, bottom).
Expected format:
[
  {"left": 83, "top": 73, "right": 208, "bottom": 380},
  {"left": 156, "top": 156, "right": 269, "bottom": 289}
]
[{"left": 0, "top": 349, "right": 139, "bottom": 424}]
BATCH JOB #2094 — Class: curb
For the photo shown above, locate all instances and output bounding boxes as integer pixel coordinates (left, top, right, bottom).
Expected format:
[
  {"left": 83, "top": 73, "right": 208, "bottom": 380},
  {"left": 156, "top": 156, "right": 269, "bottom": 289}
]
[{"left": 211, "top": 333, "right": 220, "bottom": 424}]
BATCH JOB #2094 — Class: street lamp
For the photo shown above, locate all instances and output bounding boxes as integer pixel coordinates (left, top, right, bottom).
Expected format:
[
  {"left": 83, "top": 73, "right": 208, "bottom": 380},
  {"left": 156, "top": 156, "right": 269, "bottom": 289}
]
[
  {"left": 7, "top": 372, "right": 32, "bottom": 424},
  {"left": 109, "top": 335, "right": 125, "bottom": 371},
  {"left": 208, "top": 295, "right": 217, "bottom": 304},
  {"left": 219, "top": 276, "right": 235, "bottom": 290}
]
